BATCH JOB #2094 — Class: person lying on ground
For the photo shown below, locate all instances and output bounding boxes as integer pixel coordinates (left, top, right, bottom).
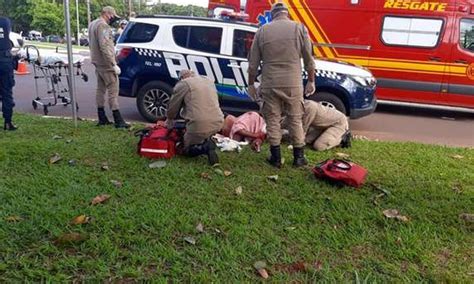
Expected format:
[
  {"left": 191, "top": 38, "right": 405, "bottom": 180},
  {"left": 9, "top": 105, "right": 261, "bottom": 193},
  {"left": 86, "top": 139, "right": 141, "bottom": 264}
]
[
  {"left": 165, "top": 69, "right": 224, "bottom": 165},
  {"left": 283, "top": 100, "right": 351, "bottom": 151},
  {"left": 221, "top": 112, "right": 266, "bottom": 152}
]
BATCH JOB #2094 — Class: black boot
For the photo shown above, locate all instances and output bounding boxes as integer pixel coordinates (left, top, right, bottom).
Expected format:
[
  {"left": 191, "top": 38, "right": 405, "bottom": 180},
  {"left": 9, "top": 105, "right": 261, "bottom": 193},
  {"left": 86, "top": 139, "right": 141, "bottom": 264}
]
[
  {"left": 97, "top": 107, "right": 112, "bottom": 126},
  {"left": 4, "top": 121, "right": 18, "bottom": 131},
  {"left": 340, "top": 130, "right": 352, "bottom": 148},
  {"left": 293, "top": 147, "right": 308, "bottom": 167},
  {"left": 112, "top": 110, "right": 130, "bottom": 129},
  {"left": 203, "top": 138, "right": 219, "bottom": 166},
  {"left": 267, "top": 145, "right": 282, "bottom": 168}
]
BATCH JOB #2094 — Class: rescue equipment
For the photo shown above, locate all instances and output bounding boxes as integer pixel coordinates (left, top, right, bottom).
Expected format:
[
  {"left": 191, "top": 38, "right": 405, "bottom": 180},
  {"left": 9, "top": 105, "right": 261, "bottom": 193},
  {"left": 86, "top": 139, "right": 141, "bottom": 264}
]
[
  {"left": 135, "top": 124, "right": 184, "bottom": 159},
  {"left": 312, "top": 159, "right": 368, "bottom": 188}
]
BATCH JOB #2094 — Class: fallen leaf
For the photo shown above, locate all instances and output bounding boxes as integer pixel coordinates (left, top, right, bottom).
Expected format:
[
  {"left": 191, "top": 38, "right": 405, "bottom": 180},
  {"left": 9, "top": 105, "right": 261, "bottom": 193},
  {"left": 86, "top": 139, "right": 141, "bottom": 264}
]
[
  {"left": 70, "top": 215, "right": 91, "bottom": 225},
  {"left": 281, "top": 157, "right": 285, "bottom": 165},
  {"left": 214, "top": 228, "right": 222, "bottom": 234},
  {"left": 200, "top": 172, "right": 212, "bottom": 180},
  {"left": 196, "top": 223, "right": 204, "bottom": 233},
  {"left": 336, "top": 152, "right": 350, "bottom": 159},
  {"left": 52, "top": 135, "right": 63, "bottom": 140},
  {"left": 91, "top": 194, "right": 111, "bottom": 205},
  {"left": 285, "top": 226, "right": 296, "bottom": 231},
  {"left": 372, "top": 193, "right": 387, "bottom": 206},
  {"left": 184, "top": 236, "right": 196, "bottom": 245},
  {"left": 49, "top": 153, "right": 62, "bottom": 164},
  {"left": 212, "top": 163, "right": 221, "bottom": 168},
  {"left": 149, "top": 160, "right": 167, "bottom": 169},
  {"left": 395, "top": 237, "right": 402, "bottom": 245},
  {"left": 54, "top": 232, "right": 87, "bottom": 245},
  {"left": 452, "top": 155, "right": 464, "bottom": 159},
  {"left": 101, "top": 163, "right": 110, "bottom": 171},
  {"left": 254, "top": 261, "right": 269, "bottom": 279},
  {"left": 110, "top": 180, "right": 122, "bottom": 188},
  {"left": 235, "top": 186, "right": 243, "bottom": 195},
  {"left": 66, "top": 139, "right": 73, "bottom": 144},
  {"left": 383, "top": 209, "right": 410, "bottom": 222},
  {"left": 223, "top": 170, "right": 232, "bottom": 177},
  {"left": 5, "top": 215, "right": 23, "bottom": 222},
  {"left": 267, "top": 175, "right": 279, "bottom": 182},
  {"left": 68, "top": 159, "right": 77, "bottom": 166},
  {"left": 313, "top": 260, "right": 323, "bottom": 271},
  {"left": 459, "top": 213, "right": 474, "bottom": 223},
  {"left": 214, "top": 169, "right": 224, "bottom": 176}
]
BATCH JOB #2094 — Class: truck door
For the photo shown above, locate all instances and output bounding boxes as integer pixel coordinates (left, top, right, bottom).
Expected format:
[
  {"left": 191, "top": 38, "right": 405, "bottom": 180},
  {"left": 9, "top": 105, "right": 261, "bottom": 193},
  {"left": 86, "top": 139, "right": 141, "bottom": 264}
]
[
  {"left": 445, "top": 14, "right": 474, "bottom": 108},
  {"left": 371, "top": 2, "right": 451, "bottom": 104}
]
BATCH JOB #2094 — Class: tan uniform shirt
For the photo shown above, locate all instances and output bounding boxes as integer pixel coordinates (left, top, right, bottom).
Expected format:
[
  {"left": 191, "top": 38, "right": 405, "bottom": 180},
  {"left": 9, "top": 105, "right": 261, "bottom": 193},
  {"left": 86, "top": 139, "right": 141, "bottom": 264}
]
[
  {"left": 89, "top": 18, "right": 116, "bottom": 71},
  {"left": 248, "top": 17, "right": 315, "bottom": 89},
  {"left": 303, "top": 100, "right": 348, "bottom": 144},
  {"left": 167, "top": 76, "right": 224, "bottom": 134}
]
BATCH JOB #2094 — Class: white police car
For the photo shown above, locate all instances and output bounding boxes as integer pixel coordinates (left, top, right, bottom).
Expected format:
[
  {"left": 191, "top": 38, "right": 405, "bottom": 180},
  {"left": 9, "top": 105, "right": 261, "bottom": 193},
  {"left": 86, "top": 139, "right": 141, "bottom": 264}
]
[
  {"left": 116, "top": 16, "right": 377, "bottom": 122},
  {"left": 10, "top": 32, "right": 24, "bottom": 49}
]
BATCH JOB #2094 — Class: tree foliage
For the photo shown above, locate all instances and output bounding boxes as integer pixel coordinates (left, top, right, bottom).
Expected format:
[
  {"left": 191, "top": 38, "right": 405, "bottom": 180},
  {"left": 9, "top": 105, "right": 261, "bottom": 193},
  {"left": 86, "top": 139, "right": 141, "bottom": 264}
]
[{"left": 0, "top": 0, "right": 207, "bottom": 36}]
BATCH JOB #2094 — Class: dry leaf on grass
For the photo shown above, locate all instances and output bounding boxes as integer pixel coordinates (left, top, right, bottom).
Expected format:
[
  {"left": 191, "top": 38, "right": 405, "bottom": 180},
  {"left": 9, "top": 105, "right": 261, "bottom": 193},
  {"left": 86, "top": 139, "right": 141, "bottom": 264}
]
[
  {"left": 200, "top": 172, "right": 212, "bottom": 180},
  {"left": 224, "top": 170, "right": 232, "bottom": 177},
  {"left": 459, "top": 213, "right": 474, "bottom": 223},
  {"left": 184, "top": 236, "right": 196, "bottom": 245},
  {"left": 68, "top": 159, "right": 77, "bottom": 166},
  {"left": 313, "top": 260, "right": 323, "bottom": 271},
  {"left": 66, "top": 139, "right": 73, "bottom": 144},
  {"left": 149, "top": 160, "right": 167, "bottom": 169},
  {"left": 52, "top": 135, "right": 63, "bottom": 140},
  {"left": 49, "top": 153, "right": 62, "bottom": 164},
  {"left": 214, "top": 169, "right": 224, "bottom": 176},
  {"left": 54, "top": 232, "right": 87, "bottom": 245},
  {"left": 235, "top": 186, "right": 243, "bottom": 195},
  {"left": 196, "top": 223, "right": 204, "bottom": 233},
  {"left": 91, "top": 194, "right": 111, "bottom": 205},
  {"left": 336, "top": 152, "right": 350, "bottom": 159},
  {"left": 111, "top": 180, "right": 123, "bottom": 188},
  {"left": 452, "top": 155, "right": 464, "bottom": 159},
  {"left": 267, "top": 175, "right": 279, "bottom": 182},
  {"left": 70, "top": 215, "right": 91, "bottom": 225},
  {"left": 285, "top": 226, "right": 296, "bottom": 231},
  {"left": 383, "top": 209, "right": 409, "bottom": 222},
  {"left": 101, "top": 164, "right": 110, "bottom": 171},
  {"left": 254, "top": 261, "right": 269, "bottom": 279},
  {"left": 5, "top": 215, "right": 23, "bottom": 222}
]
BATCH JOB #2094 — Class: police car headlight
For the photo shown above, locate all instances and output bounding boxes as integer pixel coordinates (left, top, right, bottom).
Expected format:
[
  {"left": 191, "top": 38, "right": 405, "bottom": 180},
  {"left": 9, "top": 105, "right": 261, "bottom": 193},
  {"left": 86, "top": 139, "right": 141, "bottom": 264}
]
[{"left": 351, "top": 76, "right": 369, "bottom": 86}]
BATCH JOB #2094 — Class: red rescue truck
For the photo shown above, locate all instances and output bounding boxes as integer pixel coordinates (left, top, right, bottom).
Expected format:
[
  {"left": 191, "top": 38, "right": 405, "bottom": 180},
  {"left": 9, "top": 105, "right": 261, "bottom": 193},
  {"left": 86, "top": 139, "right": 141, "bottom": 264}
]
[{"left": 209, "top": 0, "right": 474, "bottom": 111}]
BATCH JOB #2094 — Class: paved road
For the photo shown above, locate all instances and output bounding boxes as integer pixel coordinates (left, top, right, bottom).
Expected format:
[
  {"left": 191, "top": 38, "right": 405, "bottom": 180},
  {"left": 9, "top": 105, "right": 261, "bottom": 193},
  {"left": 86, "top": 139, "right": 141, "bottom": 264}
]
[{"left": 11, "top": 59, "right": 474, "bottom": 148}]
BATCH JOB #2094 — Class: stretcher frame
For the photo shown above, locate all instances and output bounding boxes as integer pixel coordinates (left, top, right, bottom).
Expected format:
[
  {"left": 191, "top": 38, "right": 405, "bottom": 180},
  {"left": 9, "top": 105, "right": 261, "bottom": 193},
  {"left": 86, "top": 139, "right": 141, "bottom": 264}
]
[{"left": 23, "top": 45, "right": 88, "bottom": 115}]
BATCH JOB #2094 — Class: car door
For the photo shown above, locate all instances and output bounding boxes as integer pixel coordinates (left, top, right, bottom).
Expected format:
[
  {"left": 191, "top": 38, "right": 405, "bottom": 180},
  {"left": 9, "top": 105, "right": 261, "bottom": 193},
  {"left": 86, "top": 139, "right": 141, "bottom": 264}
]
[
  {"left": 445, "top": 16, "right": 474, "bottom": 108},
  {"left": 217, "top": 25, "right": 260, "bottom": 113}
]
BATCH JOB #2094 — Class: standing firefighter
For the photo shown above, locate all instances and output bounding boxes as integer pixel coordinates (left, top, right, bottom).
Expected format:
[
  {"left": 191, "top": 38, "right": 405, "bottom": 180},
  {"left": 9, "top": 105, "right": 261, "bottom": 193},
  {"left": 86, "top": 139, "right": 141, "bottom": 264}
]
[
  {"left": 89, "top": 6, "right": 129, "bottom": 128},
  {"left": 166, "top": 70, "right": 224, "bottom": 165},
  {"left": 0, "top": 17, "right": 17, "bottom": 131},
  {"left": 248, "top": 2, "right": 315, "bottom": 168}
]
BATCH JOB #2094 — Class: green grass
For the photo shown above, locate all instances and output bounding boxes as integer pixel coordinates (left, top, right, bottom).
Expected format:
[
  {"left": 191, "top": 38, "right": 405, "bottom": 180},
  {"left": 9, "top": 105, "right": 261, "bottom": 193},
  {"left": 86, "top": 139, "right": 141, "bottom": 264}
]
[
  {"left": 24, "top": 40, "right": 89, "bottom": 52},
  {"left": 0, "top": 113, "right": 473, "bottom": 282}
]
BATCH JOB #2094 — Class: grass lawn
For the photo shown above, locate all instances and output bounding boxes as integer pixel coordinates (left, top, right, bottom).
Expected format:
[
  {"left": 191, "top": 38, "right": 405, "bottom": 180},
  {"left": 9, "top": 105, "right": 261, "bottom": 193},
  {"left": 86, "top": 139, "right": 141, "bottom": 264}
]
[
  {"left": 0, "top": 114, "right": 473, "bottom": 282},
  {"left": 24, "top": 40, "right": 89, "bottom": 52}
]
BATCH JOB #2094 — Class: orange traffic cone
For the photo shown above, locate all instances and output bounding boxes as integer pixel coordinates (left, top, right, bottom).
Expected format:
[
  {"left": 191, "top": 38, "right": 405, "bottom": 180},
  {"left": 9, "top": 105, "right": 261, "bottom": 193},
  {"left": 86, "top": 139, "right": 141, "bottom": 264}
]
[{"left": 15, "top": 59, "right": 30, "bottom": 75}]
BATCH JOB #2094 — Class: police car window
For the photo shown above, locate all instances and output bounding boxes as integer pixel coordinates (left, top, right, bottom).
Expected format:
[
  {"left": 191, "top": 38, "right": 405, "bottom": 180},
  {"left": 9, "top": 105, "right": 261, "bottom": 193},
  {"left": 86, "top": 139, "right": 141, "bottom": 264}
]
[
  {"left": 232, "top": 29, "right": 255, "bottom": 58},
  {"left": 460, "top": 19, "right": 474, "bottom": 52},
  {"left": 173, "top": 26, "right": 223, "bottom": 54},
  {"left": 119, "top": 22, "right": 159, "bottom": 43},
  {"left": 381, "top": 17, "right": 443, "bottom": 48}
]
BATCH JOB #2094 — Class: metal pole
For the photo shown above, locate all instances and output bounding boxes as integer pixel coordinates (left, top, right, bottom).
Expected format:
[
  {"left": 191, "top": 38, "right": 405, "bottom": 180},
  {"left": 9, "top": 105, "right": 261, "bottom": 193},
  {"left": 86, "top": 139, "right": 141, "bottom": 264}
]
[
  {"left": 76, "top": 0, "right": 80, "bottom": 46},
  {"left": 129, "top": 0, "right": 132, "bottom": 17},
  {"left": 86, "top": 0, "right": 91, "bottom": 27},
  {"left": 64, "top": 0, "right": 78, "bottom": 127}
]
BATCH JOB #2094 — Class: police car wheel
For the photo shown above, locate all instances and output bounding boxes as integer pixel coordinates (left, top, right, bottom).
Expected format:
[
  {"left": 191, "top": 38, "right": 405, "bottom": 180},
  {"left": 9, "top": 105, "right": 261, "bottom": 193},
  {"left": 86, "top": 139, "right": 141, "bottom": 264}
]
[
  {"left": 309, "top": 91, "right": 347, "bottom": 115},
  {"left": 137, "top": 81, "right": 173, "bottom": 122}
]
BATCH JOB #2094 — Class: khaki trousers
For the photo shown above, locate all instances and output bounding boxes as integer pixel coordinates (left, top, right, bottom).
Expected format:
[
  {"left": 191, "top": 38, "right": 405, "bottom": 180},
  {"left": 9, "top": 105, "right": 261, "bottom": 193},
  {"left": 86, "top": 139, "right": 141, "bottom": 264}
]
[
  {"left": 261, "top": 87, "right": 305, "bottom": 147},
  {"left": 95, "top": 69, "right": 119, "bottom": 110},
  {"left": 307, "top": 117, "right": 348, "bottom": 151}
]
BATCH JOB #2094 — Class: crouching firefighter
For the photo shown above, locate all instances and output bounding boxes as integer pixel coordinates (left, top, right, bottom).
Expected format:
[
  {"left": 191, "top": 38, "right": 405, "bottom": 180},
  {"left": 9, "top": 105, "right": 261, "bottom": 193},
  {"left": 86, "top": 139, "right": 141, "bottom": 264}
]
[
  {"left": 166, "top": 70, "right": 224, "bottom": 165},
  {"left": 0, "top": 16, "right": 17, "bottom": 131}
]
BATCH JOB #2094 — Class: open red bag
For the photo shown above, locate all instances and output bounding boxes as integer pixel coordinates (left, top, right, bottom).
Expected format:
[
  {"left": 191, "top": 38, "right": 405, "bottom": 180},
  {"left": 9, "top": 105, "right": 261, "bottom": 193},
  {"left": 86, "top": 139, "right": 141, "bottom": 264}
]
[
  {"left": 135, "top": 126, "right": 183, "bottom": 159},
  {"left": 312, "top": 159, "right": 368, "bottom": 188}
]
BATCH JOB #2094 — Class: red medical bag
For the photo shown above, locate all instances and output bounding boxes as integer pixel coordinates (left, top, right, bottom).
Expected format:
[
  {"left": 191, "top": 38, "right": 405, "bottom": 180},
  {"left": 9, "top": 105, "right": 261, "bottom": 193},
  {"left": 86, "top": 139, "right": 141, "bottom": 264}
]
[
  {"left": 312, "top": 159, "right": 368, "bottom": 188},
  {"left": 135, "top": 126, "right": 182, "bottom": 159}
]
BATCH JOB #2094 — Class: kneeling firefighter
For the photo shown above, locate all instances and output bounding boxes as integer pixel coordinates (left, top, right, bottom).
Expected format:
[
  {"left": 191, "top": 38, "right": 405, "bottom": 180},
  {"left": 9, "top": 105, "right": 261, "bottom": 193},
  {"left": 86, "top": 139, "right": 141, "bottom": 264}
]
[{"left": 166, "top": 70, "right": 224, "bottom": 165}]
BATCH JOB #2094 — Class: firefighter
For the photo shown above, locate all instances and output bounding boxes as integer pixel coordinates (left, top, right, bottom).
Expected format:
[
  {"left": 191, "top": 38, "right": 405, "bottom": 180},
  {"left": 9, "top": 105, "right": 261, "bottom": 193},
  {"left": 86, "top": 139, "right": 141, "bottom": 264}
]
[
  {"left": 166, "top": 70, "right": 224, "bottom": 165},
  {"left": 285, "top": 100, "right": 351, "bottom": 151},
  {"left": 0, "top": 16, "right": 17, "bottom": 131},
  {"left": 248, "top": 2, "right": 315, "bottom": 168},
  {"left": 89, "top": 6, "right": 129, "bottom": 128}
]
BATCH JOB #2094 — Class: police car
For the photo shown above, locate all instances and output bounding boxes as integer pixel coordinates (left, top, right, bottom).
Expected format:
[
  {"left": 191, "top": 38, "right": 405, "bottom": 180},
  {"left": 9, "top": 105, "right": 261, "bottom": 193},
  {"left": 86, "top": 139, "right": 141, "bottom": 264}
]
[
  {"left": 9, "top": 32, "right": 24, "bottom": 49},
  {"left": 116, "top": 16, "right": 377, "bottom": 122}
]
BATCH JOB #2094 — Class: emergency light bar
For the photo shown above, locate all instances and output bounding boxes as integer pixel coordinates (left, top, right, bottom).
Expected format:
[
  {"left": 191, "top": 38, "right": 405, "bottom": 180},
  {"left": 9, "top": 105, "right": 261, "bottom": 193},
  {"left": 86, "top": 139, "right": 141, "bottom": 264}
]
[{"left": 218, "top": 11, "right": 249, "bottom": 21}]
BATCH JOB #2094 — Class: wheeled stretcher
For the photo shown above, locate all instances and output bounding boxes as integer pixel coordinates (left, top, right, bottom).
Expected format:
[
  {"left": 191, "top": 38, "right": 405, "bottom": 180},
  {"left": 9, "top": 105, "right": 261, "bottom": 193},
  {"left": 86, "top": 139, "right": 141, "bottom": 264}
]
[{"left": 20, "top": 45, "right": 88, "bottom": 115}]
